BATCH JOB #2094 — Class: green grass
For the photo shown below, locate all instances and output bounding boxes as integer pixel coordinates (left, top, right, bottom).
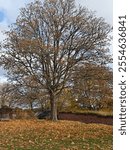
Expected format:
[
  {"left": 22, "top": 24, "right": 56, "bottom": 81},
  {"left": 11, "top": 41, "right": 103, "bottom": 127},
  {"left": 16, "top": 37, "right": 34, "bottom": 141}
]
[{"left": 0, "top": 120, "right": 112, "bottom": 150}]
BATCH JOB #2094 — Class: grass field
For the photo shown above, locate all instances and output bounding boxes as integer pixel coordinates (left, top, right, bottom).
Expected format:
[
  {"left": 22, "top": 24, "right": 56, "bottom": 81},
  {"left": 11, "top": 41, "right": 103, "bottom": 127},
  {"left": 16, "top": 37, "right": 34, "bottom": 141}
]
[{"left": 0, "top": 120, "right": 112, "bottom": 150}]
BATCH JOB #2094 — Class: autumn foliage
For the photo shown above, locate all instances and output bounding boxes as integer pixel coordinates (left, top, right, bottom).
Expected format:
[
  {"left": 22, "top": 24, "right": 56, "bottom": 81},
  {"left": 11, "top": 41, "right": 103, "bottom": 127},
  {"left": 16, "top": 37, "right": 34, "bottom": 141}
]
[
  {"left": 0, "top": 120, "right": 112, "bottom": 150},
  {"left": 0, "top": 0, "right": 112, "bottom": 120}
]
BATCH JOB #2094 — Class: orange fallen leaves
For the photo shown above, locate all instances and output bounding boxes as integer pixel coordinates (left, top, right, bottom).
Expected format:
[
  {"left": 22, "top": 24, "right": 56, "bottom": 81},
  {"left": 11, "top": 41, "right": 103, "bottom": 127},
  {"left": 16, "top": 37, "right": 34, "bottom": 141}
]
[{"left": 0, "top": 120, "right": 112, "bottom": 150}]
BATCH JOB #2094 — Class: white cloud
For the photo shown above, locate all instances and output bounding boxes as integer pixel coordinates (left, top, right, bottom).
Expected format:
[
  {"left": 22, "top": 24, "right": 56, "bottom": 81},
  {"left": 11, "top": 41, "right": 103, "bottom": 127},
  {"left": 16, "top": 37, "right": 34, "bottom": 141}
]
[
  {"left": 0, "top": 0, "right": 34, "bottom": 23},
  {"left": 0, "top": 0, "right": 34, "bottom": 40},
  {"left": 0, "top": 67, "right": 7, "bottom": 83},
  {"left": 76, "top": 0, "right": 113, "bottom": 25}
]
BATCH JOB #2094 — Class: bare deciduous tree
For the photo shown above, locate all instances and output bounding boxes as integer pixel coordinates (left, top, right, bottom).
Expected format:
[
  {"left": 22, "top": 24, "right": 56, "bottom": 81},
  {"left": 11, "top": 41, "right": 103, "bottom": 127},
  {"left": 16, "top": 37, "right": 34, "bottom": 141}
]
[{"left": 0, "top": 0, "right": 112, "bottom": 120}]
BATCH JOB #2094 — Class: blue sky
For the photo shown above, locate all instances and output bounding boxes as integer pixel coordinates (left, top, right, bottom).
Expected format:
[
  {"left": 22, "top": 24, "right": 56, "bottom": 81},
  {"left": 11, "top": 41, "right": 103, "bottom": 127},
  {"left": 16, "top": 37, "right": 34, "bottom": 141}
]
[
  {"left": 0, "top": 0, "right": 113, "bottom": 83},
  {"left": 0, "top": 11, "right": 5, "bottom": 22}
]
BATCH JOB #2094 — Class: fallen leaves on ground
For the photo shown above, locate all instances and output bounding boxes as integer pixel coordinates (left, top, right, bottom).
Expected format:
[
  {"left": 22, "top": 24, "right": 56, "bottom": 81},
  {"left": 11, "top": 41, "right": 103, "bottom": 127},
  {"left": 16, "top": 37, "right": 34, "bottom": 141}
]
[{"left": 0, "top": 120, "right": 112, "bottom": 150}]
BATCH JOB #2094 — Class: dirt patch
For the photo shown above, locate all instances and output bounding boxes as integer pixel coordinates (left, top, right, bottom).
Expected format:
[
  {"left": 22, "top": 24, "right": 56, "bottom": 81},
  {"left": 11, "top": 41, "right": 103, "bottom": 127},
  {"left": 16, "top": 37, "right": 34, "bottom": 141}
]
[{"left": 59, "top": 112, "right": 113, "bottom": 125}]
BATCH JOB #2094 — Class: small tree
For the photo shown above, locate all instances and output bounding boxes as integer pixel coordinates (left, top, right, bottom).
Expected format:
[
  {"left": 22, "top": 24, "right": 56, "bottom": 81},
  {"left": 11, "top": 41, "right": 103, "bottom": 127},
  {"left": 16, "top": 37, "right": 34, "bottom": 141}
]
[
  {"left": 72, "top": 63, "right": 113, "bottom": 110},
  {"left": 0, "top": 0, "right": 112, "bottom": 120},
  {"left": 0, "top": 83, "right": 16, "bottom": 108}
]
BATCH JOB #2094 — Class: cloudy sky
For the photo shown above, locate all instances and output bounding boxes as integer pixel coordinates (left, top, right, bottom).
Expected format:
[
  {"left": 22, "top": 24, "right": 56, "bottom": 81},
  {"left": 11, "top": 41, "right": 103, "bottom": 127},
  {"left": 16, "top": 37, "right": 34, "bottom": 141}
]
[{"left": 0, "top": 0, "right": 113, "bottom": 83}]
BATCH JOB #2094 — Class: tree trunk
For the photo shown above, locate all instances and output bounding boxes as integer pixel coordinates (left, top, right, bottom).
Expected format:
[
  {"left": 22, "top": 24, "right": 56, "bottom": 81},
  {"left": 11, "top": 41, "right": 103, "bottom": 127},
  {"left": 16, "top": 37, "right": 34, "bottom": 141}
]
[
  {"left": 29, "top": 102, "right": 34, "bottom": 111},
  {"left": 50, "top": 92, "right": 58, "bottom": 121}
]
